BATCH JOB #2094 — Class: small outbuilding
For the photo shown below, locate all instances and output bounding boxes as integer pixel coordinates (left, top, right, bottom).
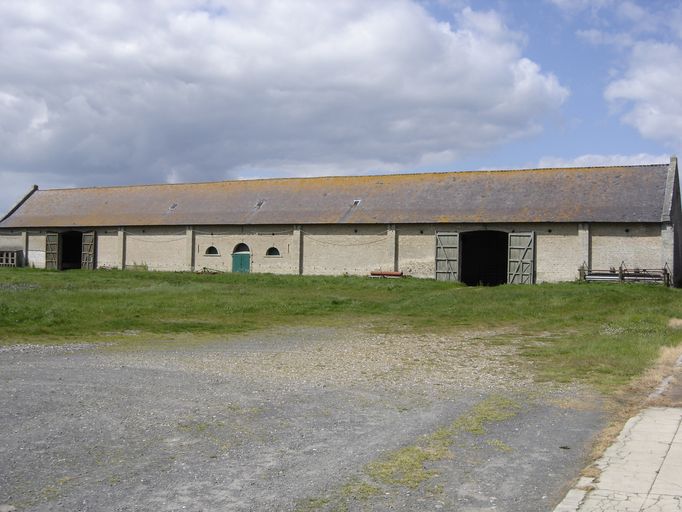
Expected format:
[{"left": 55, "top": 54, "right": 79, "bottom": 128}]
[{"left": 1, "top": 157, "right": 680, "bottom": 286}]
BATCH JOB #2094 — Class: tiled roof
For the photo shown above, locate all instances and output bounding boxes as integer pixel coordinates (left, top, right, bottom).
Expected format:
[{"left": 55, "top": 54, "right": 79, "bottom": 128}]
[{"left": 0, "top": 163, "right": 674, "bottom": 228}]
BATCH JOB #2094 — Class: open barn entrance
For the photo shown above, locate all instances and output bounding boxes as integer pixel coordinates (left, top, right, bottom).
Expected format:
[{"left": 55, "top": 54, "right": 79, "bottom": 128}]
[
  {"left": 45, "top": 231, "right": 96, "bottom": 270},
  {"left": 61, "top": 231, "right": 83, "bottom": 270},
  {"left": 460, "top": 230, "right": 508, "bottom": 286}
]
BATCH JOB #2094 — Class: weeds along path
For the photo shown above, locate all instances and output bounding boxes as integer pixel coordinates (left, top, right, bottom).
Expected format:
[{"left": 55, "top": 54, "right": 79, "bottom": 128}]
[{"left": 0, "top": 327, "right": 604, "bottom": 512}]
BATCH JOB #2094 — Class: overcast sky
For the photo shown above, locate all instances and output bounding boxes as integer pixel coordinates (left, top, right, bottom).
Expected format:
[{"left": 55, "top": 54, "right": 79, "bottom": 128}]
[{"left": 1, "top": 0, "right": 680, "bottom": 214}]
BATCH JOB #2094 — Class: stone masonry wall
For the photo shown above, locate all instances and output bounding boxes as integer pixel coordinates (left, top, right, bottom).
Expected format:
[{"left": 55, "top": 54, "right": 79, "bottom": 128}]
[
  {"left": 95, "top": 229, "right": 120, "bottom": 269},
  {"left": 124, "top": 227, "right": 187, "bottom": 271},
  {"left": 591, "top": 224, "right": 663, "bottom": 270},
  {"left": 1, "top": 221, "right": 671, "bottom": 282}
]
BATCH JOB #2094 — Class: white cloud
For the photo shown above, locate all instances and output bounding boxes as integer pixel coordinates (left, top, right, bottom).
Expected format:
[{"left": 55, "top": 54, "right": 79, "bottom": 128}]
[
  {"left": 605, "top": 42, "right": 682, "bottom": 147},
  {"left": 0, "top": 1, "right": 568, "bottom": 212},
  {"left": 547, "top": 0, "right": 614, "bottom": 15},
  {"left": 555, "top": 1, "right": 681, "bottom": 49},
  {"left": 576, "top": 28, "right": 634, "bottom": 47},
  {"left": 548, "top": 1, "right": 682, "bottom": 149},
  {"left": 615, "top": 1, "right": 661, "bottom": 32},
  {"left": 538, "top": 153, "right": 669, "bottom": 168},
  {"left": 617, "top": 1, "right": 647, "bottom": 22}
]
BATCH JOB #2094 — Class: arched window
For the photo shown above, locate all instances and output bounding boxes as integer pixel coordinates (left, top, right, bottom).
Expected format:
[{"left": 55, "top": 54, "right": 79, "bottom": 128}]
[
  {"left": 266, "top": 247, "right": 280, "bottom": 256},
  {"left": 233, "top": 243, "right": 250, "bottom": 254},
  {"left": 205, "top": 246, "right": 219, "bottom": 256}
]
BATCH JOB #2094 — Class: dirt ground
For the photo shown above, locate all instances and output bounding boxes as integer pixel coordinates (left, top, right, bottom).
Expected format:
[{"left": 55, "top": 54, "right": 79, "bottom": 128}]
[{"left": 0, "top": 327, "right": 605, "bottom": 512}]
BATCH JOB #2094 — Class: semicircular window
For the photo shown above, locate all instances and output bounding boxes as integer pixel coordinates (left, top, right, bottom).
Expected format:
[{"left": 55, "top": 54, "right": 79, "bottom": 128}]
[
  {"left": 266, "top": 247, "right": 280, "bottom": 256},
  {"left": 233, "top": 243, "right": 250, "bottom": 254},
  {"left": 205, "top": 246, "right": 219, "bottom": 256}
]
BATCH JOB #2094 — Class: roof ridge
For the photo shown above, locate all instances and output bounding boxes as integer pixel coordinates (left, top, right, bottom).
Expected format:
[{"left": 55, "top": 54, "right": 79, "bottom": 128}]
[{"left": 36, "top": 163, "right": 670, "bottom": 192}]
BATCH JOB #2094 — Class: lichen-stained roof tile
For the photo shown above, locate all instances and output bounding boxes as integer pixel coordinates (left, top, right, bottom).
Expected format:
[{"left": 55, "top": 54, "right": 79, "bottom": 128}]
[{"left": 0, "top": 164, "right": 671, "bottom": 228}]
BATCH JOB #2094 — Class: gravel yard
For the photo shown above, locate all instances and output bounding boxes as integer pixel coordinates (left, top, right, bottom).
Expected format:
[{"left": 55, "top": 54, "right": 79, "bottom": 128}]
[{"left": 0, "top": 327, "right": 604, "bottom": 512}]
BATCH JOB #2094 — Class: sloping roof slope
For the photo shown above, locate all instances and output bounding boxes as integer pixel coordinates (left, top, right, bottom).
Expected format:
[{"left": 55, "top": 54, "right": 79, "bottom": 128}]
[{"left": 0, "top": 164, "right": 673, "bottom": 228}]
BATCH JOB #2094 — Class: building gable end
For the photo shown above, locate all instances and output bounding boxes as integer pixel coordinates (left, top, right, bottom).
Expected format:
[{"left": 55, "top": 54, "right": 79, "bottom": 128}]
[{"left": 662, "top": 156, "right": 678, "bottom": 223}]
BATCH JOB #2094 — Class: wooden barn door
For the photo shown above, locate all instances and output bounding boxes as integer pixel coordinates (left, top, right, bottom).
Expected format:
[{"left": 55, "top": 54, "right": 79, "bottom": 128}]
[
  {"left": 81, "top": 232, "right": 96, "bottom": 270},
  {"left": 507, "top": 232, "right": 535, "bottom": 284},
  {"left": 45, "top": 233, "right": 60, "bottom": 270},
  {"left": 435, "top": 232, "right": 459, "bottom": 281},
  {"left": 232, "top": 253, "right": 250, "bottom": 273}
]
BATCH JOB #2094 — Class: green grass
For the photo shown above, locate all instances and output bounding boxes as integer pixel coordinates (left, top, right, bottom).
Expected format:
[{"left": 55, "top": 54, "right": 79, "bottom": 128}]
[
  {"left": 365, "top": 445, "right": 439, "bottom": 488},
  {"left": 340, "top": 479, "right": 381, "bottom": 500},
  {"left": 294, "top": 497, "right": 331, "bottom": 512},
  {"left": 487, "top": 439, "right": 513, "bottom": 452},
  {"left": 452, "top": 396, "right": 520, "bottom": 435},
  {"left": 364, "top": 394, "right": 521, "bottom": 489},
  {"left": 2, "top": 268, "right": 682, "bottom": 390}
]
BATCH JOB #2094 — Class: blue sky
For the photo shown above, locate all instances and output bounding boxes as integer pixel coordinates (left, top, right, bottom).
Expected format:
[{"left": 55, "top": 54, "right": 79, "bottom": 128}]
[
  {"left": 1, "top": 0, "right": 680, "bottom": 214},
  {"left": 435, "top": 0, "right": 678, "bottom": 170}
]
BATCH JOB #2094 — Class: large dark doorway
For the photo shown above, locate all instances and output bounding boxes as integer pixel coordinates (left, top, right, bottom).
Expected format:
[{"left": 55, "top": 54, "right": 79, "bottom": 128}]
[
  {"left": 460, "top": 230, "right": 508, "bottom": 286},
  {"left": 61, "top": 231, "right": 83, "bottom": 270}
]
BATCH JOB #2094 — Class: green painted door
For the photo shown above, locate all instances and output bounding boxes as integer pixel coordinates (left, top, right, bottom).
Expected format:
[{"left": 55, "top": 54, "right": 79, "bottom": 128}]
[{"left": 232, "top": 252, "right": 250, "bottom": 273}]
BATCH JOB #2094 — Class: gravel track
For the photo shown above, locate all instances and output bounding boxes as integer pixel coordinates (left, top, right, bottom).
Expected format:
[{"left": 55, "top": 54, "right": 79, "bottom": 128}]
[{"left": 0, "top": 328, "right": 604, "bottom": 511}]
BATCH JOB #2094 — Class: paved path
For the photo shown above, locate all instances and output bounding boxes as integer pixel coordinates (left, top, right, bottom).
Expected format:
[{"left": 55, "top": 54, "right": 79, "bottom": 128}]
[{"left": 554, "top": 407, "right": 682, "bottom": 512}]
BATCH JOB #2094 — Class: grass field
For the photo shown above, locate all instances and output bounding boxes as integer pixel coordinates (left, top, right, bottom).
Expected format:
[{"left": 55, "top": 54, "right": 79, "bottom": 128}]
[{"left": 2, "top": 267, "right": 682, "bottom": 391}]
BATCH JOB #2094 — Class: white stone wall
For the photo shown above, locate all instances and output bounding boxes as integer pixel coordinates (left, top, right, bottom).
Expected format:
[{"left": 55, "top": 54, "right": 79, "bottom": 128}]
[
  {"left": 2, "top": 221, "right": 671, "bottom": 283},
  {"left": 397, "top": 225, "right": 436, "bottom": 278},
  {"left": 0, "top": 232, "right": 22, "bottom": 250},
  {"left": 301, "top": 225, "right": 394, "bottom": 276},
  {"left": 194, "top": 227, "right": 242, "bottom": 272},
  {"left": 193, "top": 226, "right": 297, "bottom": 274},
  {"left": 27, "top": 232, "right": 46, "bottom": 268},
  {"left": 251, "top": 231, "right": 297, "bottom": 275},
  {"left": 534, "top": 224, "right": 583, "bottom": 283},
  {"left": 591, "top": 224, "right": 663, "bottom": 270},
  {"left": 124, "top": 227, "right": 187, "bottom": 271},
  {"left": 95, "top": 229, "right": 120, "bottom": 269}
]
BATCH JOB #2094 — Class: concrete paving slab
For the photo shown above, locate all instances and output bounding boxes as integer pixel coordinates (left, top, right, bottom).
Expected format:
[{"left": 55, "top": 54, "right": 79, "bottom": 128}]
[
  {"left": 579, "top": 491, "right": 647, "bottom": 511},
  {"left": 650, "top": 455, "right": 682, "bottom": 494},
  {"left": 612, "top": 409, "right": 681, "bottom": 440},
  {"left": 554, "top": 489, "right": 589, "bottom": 512},
  {"left": 596, "top": 474, "right": 656, "bottom": 495},
  {"left": 674, "top": 426, "right": 682, "bottom": 445},
  {"left": 554, "top": 477, "right": 595, "bottom": 512},
  {"left": 553, "top": 407, "right": 682, "bottom": 512},
  {"left": 640, "top": 494, "right": 682, "bottom": 511},
  {"left": 598, "top": 447, "right": 668, "bottom": 469}
]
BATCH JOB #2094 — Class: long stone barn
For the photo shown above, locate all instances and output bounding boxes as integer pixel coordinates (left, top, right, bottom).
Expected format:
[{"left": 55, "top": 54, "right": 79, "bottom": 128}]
[{"left": 1, "top": 157, "right": 681, "bottom": 286}]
